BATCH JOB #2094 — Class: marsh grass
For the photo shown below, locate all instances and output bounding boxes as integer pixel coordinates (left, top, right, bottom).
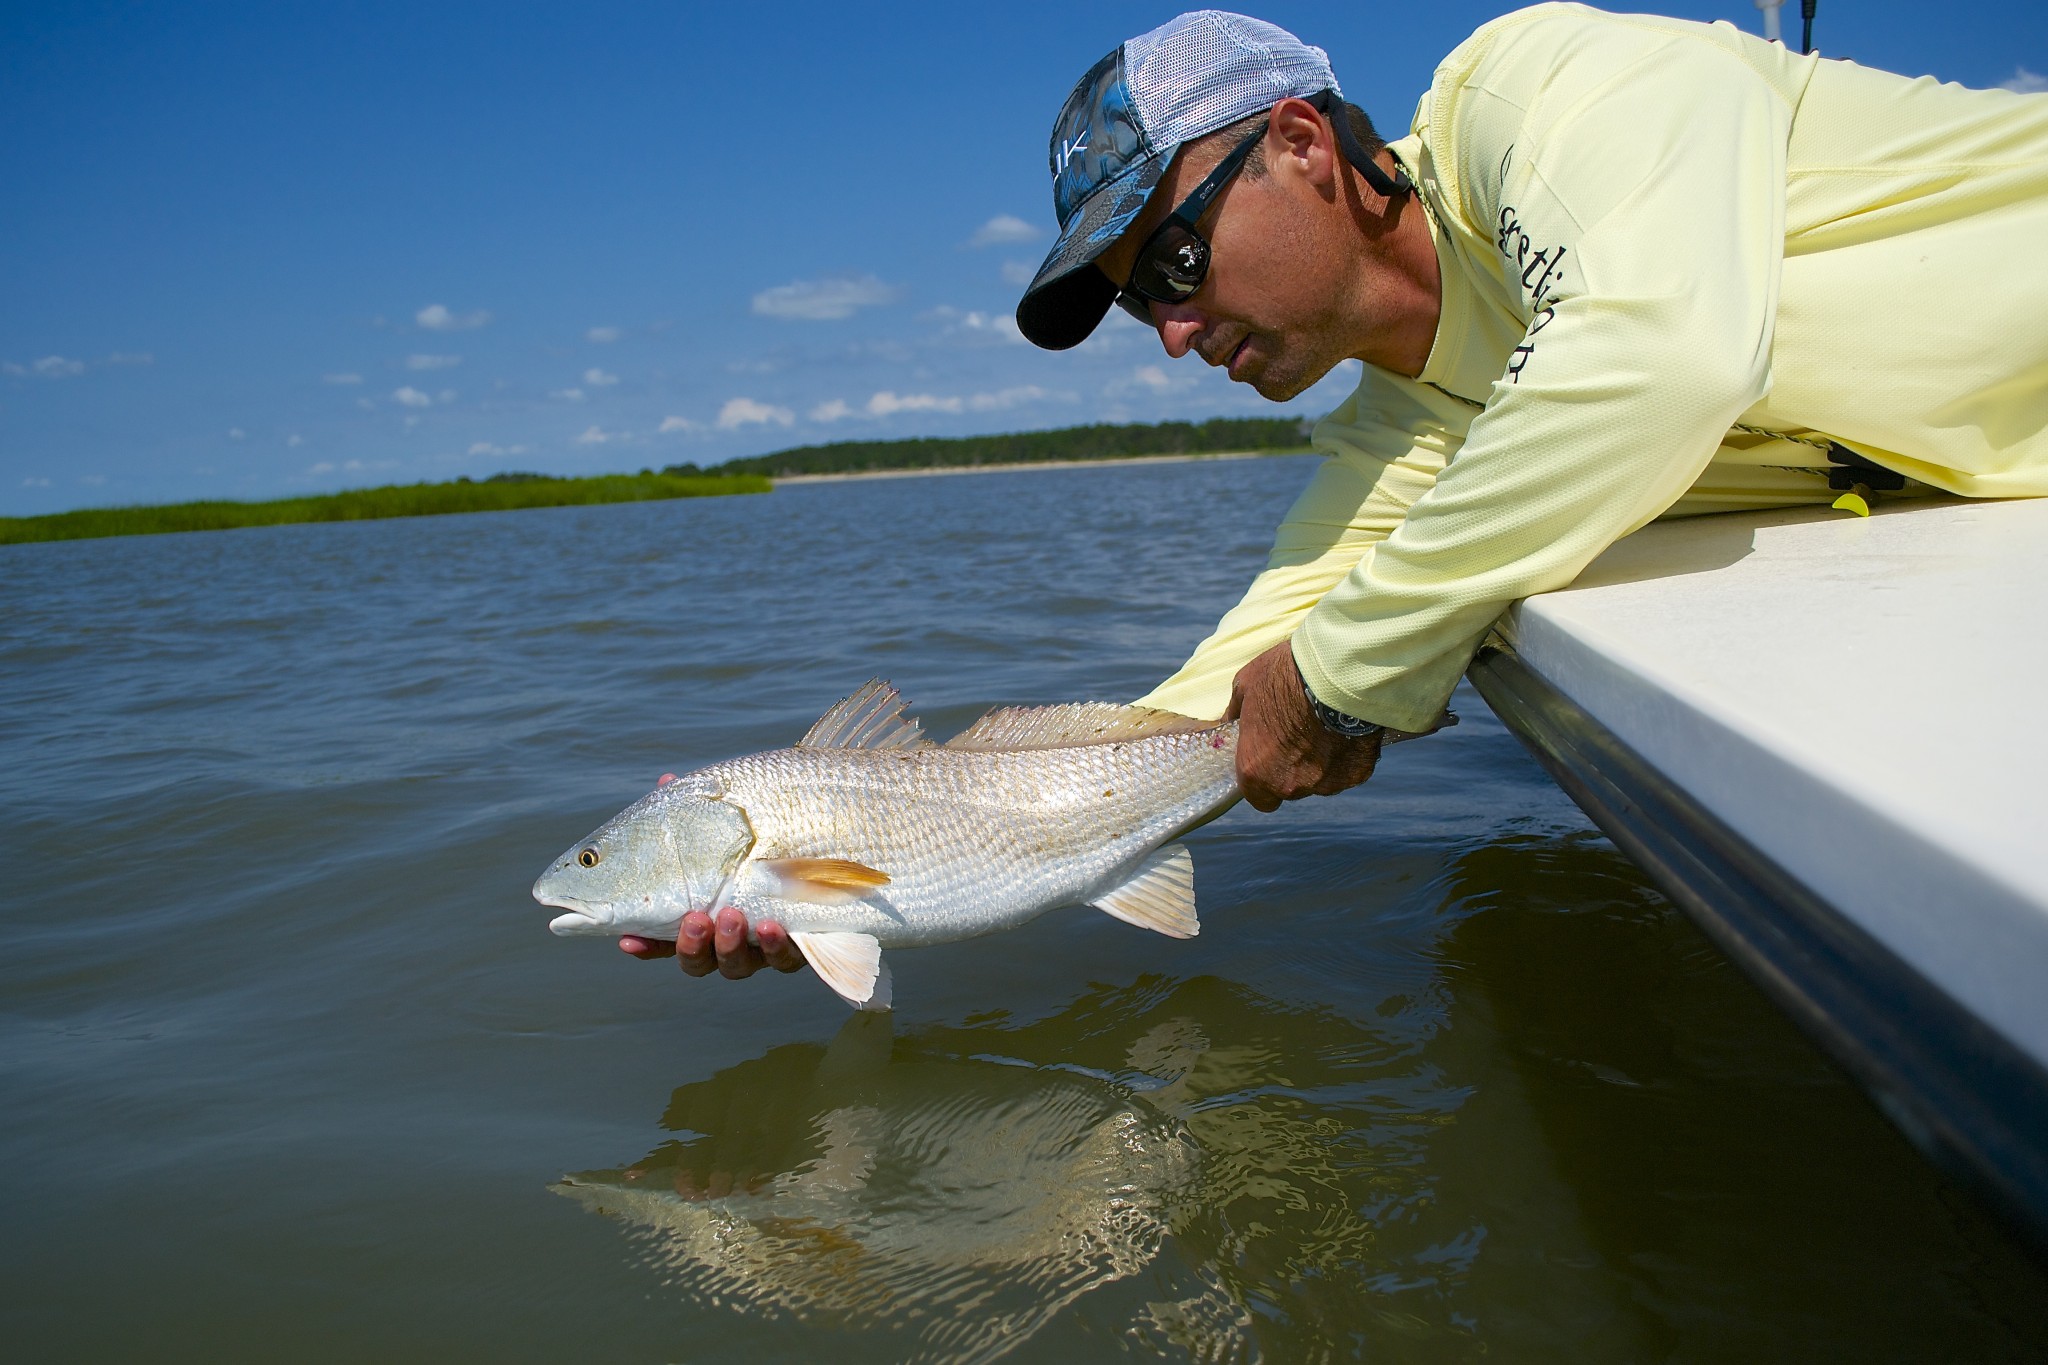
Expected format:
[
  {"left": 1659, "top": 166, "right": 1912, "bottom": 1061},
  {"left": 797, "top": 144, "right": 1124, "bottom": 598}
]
[{"left": 0, "top": 472, "right": 771, "bottom": 545}]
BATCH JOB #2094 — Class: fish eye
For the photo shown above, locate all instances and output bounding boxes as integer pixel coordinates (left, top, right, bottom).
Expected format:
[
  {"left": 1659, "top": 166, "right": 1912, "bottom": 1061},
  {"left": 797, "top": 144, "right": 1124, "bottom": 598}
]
[{"left": 577, "top": 847, "right": 601, "bottom": 868}]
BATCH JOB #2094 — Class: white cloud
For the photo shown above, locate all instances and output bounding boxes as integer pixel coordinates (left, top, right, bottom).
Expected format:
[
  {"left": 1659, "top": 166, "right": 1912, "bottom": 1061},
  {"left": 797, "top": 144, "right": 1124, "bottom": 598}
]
[
  {"left": 967, "top": 384, "right": 1050, "bottom": 411},
  {"left": 586, "top": 325, "right": 622, "bottom": 343},
  {"left": 815, "top": 385, "right": 1057, "bottom": 423},
  {"left": 323, "top": 373, "right": 363, "bottom": 385},
  {"left": 583, "top": 367, "right": 618, "bottom": 387},
  {"left": 311, "top": 458, "right": 398, "bottom": 475},
  {"left": 1001, "top": 259, "right": 1036, "bottom": 286},
  {"left": 393, "top": 386, "right": 433, "bottom": 408},
  {"left": 1132, "top": 365, "right": 1174, "bottom": 392},
  {"left": 3, "top": 353, "right": 111, "bottom": 378},
  {"left": 228, "top": 427, "right": 247, "bottom": 440},
  {"left": 576, "top": 425, "right": 611, "bottom": 445},
  {"left": 924, "top": 306, "right": 1027, "bottom": 345},
  {"left": 437, "top": 388, "right": 457, "bottom": 404},
  {"left": 9, "top": 355, "right": 86, "bottom": 378},
  {"left": 2002, "top": 67, "right": 2048, "bottom": 93},
  {"left": 355, "top": 396, "right": 376, "bottom": 410},
  {"left": 867, "top": 390, "right": 963, "bottom": 416},
  {"left": 968, "top": 214, "right": 1043, "bottom": 247},
  {"left": 751, "top": 274, "right": 901, "bottom": 321},
  {"left": 415, "top": 303, "right": 492, "bottom": 331},
  {"left": 287, "top": 433, "right": 304, "bottom": 448},
  {"left": 21, "top": 476, "right": 50, "bottom": 488},
  {"left": 550, "top": 387, "right": 586, "bottom": 402},
  {"left": 406, "top": 353, "right": 461, "bottom": 370},
  {"left": 468, "top": 441, "right": 532, "bottom": 457},
  {"left": 657, "top": 415, "right": 699, "bottom": 434},
  {"left": 716, "top": 397, "right": 795, "bottom": 429},
  {"left": 80, "top": 474, "right": 106, "bottom": 485}
]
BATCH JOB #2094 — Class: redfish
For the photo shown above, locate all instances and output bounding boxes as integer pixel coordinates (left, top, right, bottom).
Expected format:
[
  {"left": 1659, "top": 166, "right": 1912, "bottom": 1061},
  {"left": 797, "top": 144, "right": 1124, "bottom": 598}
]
[{"left": 532, "top": 681, "right": 1240, "bottom": 1010}]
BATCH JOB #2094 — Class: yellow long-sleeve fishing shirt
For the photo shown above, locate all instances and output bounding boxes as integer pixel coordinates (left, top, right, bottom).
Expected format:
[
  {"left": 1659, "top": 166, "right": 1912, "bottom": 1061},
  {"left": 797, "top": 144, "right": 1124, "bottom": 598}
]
[{"left": 1138, "top": 3, "right": 2048, "bottom": 731}]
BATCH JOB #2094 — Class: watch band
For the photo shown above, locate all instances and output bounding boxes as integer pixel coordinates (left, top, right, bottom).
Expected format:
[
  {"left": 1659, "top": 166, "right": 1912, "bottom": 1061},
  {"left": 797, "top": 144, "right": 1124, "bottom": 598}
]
[{"left": 1301, "top": 678, "right": 1383, "bottom": 739}]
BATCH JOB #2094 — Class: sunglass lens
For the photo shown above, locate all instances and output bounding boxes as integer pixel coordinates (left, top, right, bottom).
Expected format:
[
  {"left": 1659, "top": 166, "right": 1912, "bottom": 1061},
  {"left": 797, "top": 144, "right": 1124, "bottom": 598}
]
[{"left": 1131, "top": 223, "right": 1208, "bottom": 301}]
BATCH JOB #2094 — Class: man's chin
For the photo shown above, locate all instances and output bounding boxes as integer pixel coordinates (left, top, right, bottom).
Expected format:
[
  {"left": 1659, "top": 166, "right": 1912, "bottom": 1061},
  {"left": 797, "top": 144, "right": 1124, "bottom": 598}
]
[{"left": 1245, "top": 356, "right": 1338, "bottom": 403}]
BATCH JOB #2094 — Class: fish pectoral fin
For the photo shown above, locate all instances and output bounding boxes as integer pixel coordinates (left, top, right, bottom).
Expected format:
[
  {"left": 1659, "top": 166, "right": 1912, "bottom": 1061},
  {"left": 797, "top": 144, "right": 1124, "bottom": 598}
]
[
  {"left": 1090, "top": 843, "right": 1199, "bottom": 939},
  {"left": 789, "top": 930, "right": 893, "bottom": 1012},
  {"left": 757, "top": 857, "right": 891, "bottom": 904}
]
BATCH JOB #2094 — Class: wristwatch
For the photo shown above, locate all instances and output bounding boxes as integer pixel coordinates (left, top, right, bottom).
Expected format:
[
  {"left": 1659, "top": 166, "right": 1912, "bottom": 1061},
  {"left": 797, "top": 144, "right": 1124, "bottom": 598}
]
[{"left": 1301, "top": 678, "right": 1383, "bottom": 740}]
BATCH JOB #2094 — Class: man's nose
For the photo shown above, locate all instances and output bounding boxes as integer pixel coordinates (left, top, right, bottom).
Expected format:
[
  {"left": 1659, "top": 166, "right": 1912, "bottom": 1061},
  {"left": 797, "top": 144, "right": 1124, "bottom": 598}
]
[{"left": 1154, "top": 307, "right": 1204, "bottom": 359}]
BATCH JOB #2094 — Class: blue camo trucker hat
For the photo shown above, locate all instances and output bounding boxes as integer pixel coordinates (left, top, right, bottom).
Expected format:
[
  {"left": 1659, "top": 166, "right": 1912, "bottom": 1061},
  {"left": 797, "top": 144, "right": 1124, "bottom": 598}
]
[{"left": 1015, "top": 10, "right": 1340, "bottom": 351}]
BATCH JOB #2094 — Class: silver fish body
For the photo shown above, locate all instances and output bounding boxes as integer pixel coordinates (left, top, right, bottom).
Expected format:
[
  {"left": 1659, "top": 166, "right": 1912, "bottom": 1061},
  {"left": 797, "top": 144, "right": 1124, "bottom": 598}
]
[{"left": 533, "top": 681, "right": 1241, "bottom": 1009}]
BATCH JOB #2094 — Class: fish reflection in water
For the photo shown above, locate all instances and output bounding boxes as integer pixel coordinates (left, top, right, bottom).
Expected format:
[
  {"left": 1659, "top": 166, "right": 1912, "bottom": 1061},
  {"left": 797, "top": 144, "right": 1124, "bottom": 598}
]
[
  {"left": 553, "top": 1008, "right": 1204, "bottom": 1362},
  {"left": 545, "top": 834, "right": 2048, "bottom": 1363},
  {"left": 552, "top": 978, "right": 1445, "bottom": 1363}
]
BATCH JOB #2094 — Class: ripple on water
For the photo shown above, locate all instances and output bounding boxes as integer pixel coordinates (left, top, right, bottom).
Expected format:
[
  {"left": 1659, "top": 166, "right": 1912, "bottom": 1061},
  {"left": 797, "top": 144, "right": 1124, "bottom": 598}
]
[{"left": 1, "top": 461, "right": 2043, "bottom": 1362}]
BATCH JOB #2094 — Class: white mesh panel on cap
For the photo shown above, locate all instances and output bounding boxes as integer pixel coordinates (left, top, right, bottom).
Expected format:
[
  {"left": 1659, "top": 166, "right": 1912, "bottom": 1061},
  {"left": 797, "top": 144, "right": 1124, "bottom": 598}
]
[{"left": 1123, "top": 10, "right": 1340, "bottom": 151}]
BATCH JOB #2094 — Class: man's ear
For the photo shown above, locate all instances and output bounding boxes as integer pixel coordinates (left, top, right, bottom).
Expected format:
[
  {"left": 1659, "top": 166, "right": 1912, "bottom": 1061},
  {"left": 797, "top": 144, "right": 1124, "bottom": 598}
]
[{"left": 1267, "top": 96, "right": 1337, "bottom": 189}]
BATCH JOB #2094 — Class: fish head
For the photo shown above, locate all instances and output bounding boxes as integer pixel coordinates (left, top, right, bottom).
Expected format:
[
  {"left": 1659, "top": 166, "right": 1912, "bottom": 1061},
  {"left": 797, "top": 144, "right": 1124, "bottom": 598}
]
[{"left": 532, "top": 774, "right": 754, "bottom": 937}]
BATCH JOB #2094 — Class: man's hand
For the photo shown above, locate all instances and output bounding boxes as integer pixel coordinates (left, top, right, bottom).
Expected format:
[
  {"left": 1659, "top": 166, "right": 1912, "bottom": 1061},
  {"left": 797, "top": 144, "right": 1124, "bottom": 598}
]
[
  {"left": 1225, "top": 640, "right": 1383, "bottom": 812},
  {"left": 618, "top": 910, "right": 807, "bottom": 978},
  {"left": 615, "top": 772, "right": 809, "bottom": 979}
]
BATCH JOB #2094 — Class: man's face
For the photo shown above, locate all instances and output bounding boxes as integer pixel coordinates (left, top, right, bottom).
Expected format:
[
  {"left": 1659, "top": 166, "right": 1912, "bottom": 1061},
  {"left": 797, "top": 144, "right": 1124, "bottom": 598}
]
[{"left": 1094, "top": 122, "right": 1360, "bottom": 402}]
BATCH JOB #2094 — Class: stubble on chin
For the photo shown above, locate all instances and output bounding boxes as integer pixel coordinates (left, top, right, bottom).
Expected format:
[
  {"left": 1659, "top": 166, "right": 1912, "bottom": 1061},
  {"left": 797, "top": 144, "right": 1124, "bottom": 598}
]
[{"left": 1246, "top": 351, "right": 1340, "bottom": 403}]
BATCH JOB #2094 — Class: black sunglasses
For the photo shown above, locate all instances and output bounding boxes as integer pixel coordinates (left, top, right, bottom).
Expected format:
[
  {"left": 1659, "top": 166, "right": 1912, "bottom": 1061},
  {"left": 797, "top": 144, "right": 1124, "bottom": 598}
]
[
  {"left": 1114, "top": 122, "right": 1265, "bottom": 324},
  {"left": 1114, "top": 91, "right": 1410, "bottom": 325}
]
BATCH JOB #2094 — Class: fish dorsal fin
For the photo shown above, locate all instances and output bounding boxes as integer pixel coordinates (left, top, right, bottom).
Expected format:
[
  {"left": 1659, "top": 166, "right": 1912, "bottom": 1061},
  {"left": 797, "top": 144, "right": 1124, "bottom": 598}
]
[
  {"left": 1091, "top": 843, "right": 1199, "bottom": 939},
  {"left": 943, "top": 702, "right": 1218, "bottom": 752},
  {"left": 789, "top": 930, "right": 893, "bottom": 1011},
  {"left": 797, "top": 679, "right": 928, "bottom": 750}
]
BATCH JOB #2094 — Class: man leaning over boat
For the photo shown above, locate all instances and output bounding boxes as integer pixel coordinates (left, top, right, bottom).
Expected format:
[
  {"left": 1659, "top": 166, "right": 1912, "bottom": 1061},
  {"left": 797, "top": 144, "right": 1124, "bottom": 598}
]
[{"left": 636, "top": 3, "right": 2048, "bottom": 981}]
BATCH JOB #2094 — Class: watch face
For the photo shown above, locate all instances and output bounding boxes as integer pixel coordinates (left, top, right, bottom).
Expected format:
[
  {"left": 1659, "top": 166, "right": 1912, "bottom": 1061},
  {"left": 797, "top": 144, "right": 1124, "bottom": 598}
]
[{"left": 1302, "top": 681, "right": 1379, "bottom": 737}]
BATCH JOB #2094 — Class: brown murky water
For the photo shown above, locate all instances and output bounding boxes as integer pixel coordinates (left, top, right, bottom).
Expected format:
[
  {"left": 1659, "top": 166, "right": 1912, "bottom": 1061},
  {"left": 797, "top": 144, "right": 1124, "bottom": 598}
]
[{"left": 3, "top": 457, "right": 2042, "bottom": 1362}]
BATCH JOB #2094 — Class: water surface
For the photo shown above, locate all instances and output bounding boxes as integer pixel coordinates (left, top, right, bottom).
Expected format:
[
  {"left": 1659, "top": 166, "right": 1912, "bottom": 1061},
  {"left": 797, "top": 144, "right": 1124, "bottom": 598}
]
[{"left": 3, "top": 457, "right": 2042, "bottom": 1362}]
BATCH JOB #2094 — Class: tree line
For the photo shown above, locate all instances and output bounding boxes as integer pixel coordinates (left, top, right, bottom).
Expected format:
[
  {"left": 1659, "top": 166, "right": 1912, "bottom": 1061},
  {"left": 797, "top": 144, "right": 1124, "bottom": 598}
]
[{"left": 662, "top": 415, "right": 1314, "bottom": 479}]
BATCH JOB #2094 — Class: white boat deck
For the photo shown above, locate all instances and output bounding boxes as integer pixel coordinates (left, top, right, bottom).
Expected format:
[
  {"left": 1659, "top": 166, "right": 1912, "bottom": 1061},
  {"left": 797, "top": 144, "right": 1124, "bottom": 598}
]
[{"left": 1500, "top": 495, "right": 2048, "bottom": 1072}]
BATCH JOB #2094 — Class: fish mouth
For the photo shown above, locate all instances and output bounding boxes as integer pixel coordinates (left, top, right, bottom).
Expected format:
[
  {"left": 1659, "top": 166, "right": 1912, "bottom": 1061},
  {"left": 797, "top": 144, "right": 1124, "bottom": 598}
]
[{"left": 534, "top": 888, "right": 602, "bottom": 936}]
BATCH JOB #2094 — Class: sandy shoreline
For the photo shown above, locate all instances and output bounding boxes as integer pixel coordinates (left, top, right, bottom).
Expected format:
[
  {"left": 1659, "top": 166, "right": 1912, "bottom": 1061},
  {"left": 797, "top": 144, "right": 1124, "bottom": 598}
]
[{"left": 770, "top": 449, "right": 1295, "bottom": 486}]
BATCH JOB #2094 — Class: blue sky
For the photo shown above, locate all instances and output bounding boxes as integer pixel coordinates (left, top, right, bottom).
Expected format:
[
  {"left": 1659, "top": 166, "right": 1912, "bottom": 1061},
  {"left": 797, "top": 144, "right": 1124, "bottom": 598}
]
[{"left": 4, "top": 0, "right": 2042, "bottom": 514}]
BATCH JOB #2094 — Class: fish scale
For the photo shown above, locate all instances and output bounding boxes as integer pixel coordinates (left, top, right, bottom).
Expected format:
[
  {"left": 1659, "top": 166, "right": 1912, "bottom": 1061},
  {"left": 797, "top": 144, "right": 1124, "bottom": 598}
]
[
  {"left": 533, "top": 681, "right": 1241, "bottom": 1010},
  {"left": 710, "top": 737, "right": 1234, "bottom": 946}
]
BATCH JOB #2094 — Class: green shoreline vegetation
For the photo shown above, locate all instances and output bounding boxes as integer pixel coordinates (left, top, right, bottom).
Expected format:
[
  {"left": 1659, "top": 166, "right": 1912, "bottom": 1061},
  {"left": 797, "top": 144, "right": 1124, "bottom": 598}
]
[
  {"left": 2, "top": 415, "right": 1311, "bottom": 545},
  {"left": 690, "top": 415, "right": 1311, "bottom": 478},
  {"left": 0, "top": 471, "right": 769, "bottom": 546}
]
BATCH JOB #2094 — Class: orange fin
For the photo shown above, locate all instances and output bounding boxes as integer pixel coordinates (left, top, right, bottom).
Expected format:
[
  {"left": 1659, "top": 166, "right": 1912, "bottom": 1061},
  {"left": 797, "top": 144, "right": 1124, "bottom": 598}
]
[{"left": 758, "top": 857, "right": 891, "bottom": 903}]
